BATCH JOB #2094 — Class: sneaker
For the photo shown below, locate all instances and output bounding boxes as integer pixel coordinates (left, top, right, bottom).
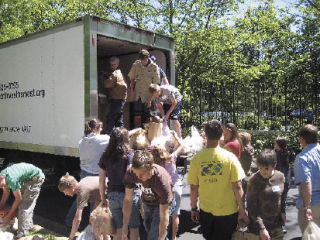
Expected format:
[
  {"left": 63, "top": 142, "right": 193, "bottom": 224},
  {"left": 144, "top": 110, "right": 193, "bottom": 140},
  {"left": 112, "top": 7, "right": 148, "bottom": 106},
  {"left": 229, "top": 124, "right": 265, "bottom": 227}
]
[
  {"left": 15, "top": 232, "right": 25, "bottom": 240},
  {"left": 11, "top": 217, "right": 18, "bottom": 232},
  {"left": 282, "top": 225, "right": 287, "bottom": 234},
  {"left": 29, "top": 225, "right": 38, "bottom": 232}
]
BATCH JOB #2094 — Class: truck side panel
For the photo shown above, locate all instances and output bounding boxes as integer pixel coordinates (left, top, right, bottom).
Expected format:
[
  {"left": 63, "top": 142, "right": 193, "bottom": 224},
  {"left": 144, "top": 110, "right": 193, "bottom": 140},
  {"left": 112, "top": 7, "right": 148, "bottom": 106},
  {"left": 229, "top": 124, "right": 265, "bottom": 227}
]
[{"left": 0, "top": 24, "right": 85, "bottom": 156}]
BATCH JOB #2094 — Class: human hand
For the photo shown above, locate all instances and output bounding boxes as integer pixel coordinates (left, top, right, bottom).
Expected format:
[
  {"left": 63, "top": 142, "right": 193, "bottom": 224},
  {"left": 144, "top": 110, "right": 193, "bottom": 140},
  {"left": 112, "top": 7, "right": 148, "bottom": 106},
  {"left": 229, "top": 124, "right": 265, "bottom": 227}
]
[
  {"left": 121, "top": 226, "right": 129, "bottom": 240},
  {"left": 163, "top": 114, "right": 169, "bottom": 122},
  {"left": 191, "top": 210, "right": 199, "bottom": 224},
  {"left": 68, "top": 234, "right": 74, "bottom": 240},
  {"left": 259, "top": 228, "right": 271, "bottom": 240},
  {"left": 305, "top": 208, "right": 313, "bottom": 221},
  {"left": 238, "top": 211, "right": 249, "bottom": 227},
  {"left": 2, "top": 215, "right": 10, "bottom": 225},
  {"left": 99, "top": 199, "right": 109, "bottom": 208}
]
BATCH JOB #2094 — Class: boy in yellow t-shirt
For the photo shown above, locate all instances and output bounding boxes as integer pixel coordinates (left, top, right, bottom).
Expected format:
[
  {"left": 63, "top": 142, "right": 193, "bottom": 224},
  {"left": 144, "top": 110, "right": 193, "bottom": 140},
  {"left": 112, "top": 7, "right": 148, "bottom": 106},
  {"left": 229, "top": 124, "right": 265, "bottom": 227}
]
[{"left": 187, "top": 120, "right": 249, "bottom": 240}]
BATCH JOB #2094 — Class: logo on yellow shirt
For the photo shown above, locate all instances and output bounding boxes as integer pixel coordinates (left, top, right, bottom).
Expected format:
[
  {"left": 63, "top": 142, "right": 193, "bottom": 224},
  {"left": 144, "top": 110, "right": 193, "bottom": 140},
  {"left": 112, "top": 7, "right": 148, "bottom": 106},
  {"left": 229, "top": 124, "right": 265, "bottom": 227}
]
[{"left": 200, "top": 161, "right": 223, "bottom": 177}]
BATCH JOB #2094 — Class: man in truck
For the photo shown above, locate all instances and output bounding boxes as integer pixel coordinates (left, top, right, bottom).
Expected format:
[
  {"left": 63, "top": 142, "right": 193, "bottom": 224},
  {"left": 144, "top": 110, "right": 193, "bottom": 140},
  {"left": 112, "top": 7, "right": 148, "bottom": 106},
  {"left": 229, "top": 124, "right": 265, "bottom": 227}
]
[
  {"left": 128, "top": 49, "right": 160, "bottom": 128},
  {"left": 0, "top": 162, "right": 45, "bottom": 239},
  {"left": 103, "top": 56, "right": 127, "bottom": 135}
]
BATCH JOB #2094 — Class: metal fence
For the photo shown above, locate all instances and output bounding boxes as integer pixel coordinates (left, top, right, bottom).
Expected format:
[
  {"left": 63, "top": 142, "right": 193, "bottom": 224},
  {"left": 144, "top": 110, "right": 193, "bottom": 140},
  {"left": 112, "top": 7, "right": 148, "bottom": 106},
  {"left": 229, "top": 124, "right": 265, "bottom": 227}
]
[{"left": 180, "top": 77, "right": 320, "bottom": 130}]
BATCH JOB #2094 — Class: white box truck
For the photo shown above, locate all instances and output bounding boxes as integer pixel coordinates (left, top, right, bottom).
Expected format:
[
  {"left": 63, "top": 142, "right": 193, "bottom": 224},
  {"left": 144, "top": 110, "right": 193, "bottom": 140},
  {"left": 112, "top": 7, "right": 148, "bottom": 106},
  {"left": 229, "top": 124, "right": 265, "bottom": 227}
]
[{"left": 0, "top": 15, "right": 175, "bottom": 160}]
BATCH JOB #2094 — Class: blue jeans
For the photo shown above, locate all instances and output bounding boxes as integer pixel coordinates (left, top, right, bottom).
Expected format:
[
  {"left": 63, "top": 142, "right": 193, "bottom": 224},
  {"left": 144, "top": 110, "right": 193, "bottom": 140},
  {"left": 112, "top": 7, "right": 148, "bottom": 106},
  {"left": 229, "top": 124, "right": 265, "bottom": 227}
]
[
  {"left": 65, "top": 170, "right": 98, "bottom": 227},
  {"left": 105, "top": 99, "right": 125, "bottom": 134},
  {"left": 143, "top": 204, "right": 160, "bottom": 240},
  {"left": 108, "top": 192, "right": 140, "bottom": 229},
  {"left": 143, "top": 201, "right": 176, "bottom": 240},
  {"left": 163, "top": 102, "right": 182, "bottom": 120}
]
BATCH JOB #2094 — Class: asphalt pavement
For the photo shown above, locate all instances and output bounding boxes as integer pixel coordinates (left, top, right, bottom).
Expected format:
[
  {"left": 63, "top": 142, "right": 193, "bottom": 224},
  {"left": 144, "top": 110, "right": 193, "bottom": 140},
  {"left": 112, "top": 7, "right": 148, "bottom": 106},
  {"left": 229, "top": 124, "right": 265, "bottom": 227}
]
[{"left": 175, "top": 173, "right": 302, "bottom": 240}]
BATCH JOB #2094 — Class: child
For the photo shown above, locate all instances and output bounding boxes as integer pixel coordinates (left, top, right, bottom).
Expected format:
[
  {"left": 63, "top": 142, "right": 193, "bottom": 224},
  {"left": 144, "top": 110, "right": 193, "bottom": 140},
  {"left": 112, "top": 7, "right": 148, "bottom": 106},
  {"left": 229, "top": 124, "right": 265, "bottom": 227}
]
[
  {"left": 274, "top": 137, "right": 290, "bottom": 189},
  {"left": 247, "top": 149, "right": 286, "bottom": 240},
  {"left": 274, "top": 136, "right": 291, "bottom": 233},
  {"left": 0, "top": 162, "right": 45, "bottom": 238},
  {"left": 239, "top": 132, "right": 255, "bottom": 176},
  {"left": 151, "top": 145, "right": 184, "bottom": 240},
  {"left": 58, "top": 173, "right": 109, "bottom": 240}
]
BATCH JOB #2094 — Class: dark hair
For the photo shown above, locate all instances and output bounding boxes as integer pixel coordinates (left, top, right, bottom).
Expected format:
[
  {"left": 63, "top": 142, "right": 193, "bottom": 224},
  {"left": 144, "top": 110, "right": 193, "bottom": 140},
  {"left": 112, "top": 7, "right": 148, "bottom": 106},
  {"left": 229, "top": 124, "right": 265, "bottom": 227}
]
[
  {"left": 276, "top": 136, "right": 287, "bottom": 150},
  {"left": 100, "top": 127, "right": 130, "bottom": 165},
  {"left": 257, "top": 149, "right": 277, "bottom": 167},
  {"left": 275, "top": 136, "right": 289, "bottom": 168},
  {"left": 139, "top": 49, "right": 150, "bottom": 60},
  {"left": 204, "top": 119, "right": 223, "bottom": 140},
  {"left": 299, "top": 124, "right": 319, "bottom": 144},
  {"left": 84, "top": 119, "right": 102, "bottom": 136},
  {"left": 224, "top": 123, "right": 239, "bottom": 141},
  {"left": 132, "top": 150, "right": 154, "bottom": 170}
]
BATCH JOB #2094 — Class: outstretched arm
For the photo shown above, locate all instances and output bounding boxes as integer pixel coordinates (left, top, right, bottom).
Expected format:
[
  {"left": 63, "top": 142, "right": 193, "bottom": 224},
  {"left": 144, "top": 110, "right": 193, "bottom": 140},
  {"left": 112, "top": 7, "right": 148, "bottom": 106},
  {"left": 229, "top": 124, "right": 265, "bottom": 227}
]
[
  {"left": 69, "top": 207, "right": 83, "bottom": 240},
  {"left": 158, "top": 203, "right": 170, "bottom": 240},
  {"left": 190, "top": 184, "right": 200, "bottom": 223},
  {"left": 3, "top": 189, "right": 22, "bottom": 224},
  {"left": 99, "top": 168, "right": 108, "bottom": 206},
  {"left": 232, "top": 181, "right": 249, "bottom": 226},
  {"left": 301, "top": 181, "right": 313, "bottom": 221},
  {"left": 164, "top": 98, "right": 177, "bottom": 122},
  {"left": 0, "top": 186, "right": 10, "bottom": 209}
]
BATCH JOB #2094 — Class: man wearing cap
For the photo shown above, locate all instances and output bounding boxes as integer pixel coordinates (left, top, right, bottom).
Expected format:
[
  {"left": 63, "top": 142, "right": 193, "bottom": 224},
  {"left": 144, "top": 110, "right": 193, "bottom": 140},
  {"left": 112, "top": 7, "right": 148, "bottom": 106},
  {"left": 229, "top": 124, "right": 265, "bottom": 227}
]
[
  {"left": 128, "top": 49, "right": 160, "bottom": 127},
  {"left": 0, "top": 162, "right": 45, "bottom": 239}
]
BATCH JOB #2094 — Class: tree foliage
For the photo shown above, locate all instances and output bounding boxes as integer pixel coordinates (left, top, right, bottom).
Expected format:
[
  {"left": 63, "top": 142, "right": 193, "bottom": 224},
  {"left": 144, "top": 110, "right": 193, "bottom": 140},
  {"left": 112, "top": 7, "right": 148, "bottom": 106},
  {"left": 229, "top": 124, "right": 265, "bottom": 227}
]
[{"left": 0, "top": 0, "right": 319, "bottom": 130}]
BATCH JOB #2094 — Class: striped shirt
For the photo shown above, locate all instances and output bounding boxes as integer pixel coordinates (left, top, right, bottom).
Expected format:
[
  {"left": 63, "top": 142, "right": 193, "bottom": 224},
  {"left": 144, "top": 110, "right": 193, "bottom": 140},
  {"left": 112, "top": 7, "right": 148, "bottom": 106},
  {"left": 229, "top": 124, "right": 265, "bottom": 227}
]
[{"left": 0, "top": 162, "right": 44, "bottom": 192}]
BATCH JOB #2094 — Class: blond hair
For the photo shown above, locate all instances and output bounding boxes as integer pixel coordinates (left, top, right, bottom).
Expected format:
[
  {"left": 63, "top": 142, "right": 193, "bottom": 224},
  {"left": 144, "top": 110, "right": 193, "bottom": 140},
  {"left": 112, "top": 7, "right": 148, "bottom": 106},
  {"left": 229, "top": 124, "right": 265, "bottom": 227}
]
[
  {"left": 58, "top": 173, "right": 78, "bottom": 192},
  {"left": 239, "top": 132, "right": 251, "bottom": 147},
  {"left": 151, "top": 145, "right": 173, "bottom": 167},
  {"left": 149, "top": 84, "right": 160, "bottom": 95}
]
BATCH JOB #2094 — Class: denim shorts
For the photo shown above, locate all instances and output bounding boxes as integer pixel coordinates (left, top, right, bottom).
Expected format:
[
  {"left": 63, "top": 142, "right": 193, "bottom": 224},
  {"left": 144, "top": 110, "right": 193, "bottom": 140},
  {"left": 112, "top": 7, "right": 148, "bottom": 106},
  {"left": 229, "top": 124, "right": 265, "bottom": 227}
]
[
  {"left": 163, "top": 102, "right": 182, "bottom": 120},
  {"left": 172, "top": 184, "right": 182, "bottom": 215},
  {"left": 107, "top": 191, "right": 140, "bottom": 229}
]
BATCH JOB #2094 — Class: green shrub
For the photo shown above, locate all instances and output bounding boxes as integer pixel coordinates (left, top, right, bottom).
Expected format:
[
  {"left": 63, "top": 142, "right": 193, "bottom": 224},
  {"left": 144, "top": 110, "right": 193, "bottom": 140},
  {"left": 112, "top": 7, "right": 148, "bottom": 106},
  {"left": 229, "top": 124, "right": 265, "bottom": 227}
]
[{"left": 243, "top": 129, "right": 301, "bottom": 156}]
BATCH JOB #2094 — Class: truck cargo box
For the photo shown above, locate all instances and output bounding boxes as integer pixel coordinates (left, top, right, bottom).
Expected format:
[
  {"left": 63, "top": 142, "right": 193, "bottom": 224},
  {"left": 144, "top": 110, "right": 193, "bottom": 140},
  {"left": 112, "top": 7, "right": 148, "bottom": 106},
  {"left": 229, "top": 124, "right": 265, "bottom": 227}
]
[{"left": 0, "top": 15, "right": 175, "bottom": 157}]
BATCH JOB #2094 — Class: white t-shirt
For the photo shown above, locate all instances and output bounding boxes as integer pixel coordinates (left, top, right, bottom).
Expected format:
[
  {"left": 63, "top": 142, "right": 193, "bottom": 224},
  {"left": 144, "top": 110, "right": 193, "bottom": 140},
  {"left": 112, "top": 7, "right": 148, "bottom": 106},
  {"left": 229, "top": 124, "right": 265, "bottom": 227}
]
[{"left": 79, "top": 133, "right": 110, "bottom": 174}]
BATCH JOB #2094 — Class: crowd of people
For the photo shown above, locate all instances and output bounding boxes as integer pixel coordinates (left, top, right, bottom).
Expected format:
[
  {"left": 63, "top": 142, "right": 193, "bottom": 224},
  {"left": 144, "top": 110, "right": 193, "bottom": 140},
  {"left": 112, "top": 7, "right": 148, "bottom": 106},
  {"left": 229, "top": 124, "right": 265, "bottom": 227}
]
[
  {"left": 61, "top": 120, "right": 318, "bottom": 240},
  {"left": 0, "top": 48, "right": 319, "bottom": 240},
  {"left": 188, "top": 122, "right": 320, "bottom": 240},
  {"left": 0, "top": 120, "right": 319, "bottom": 240},
  {"left": 102, "top": 49, "right": 183, "bottom": 138}
]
